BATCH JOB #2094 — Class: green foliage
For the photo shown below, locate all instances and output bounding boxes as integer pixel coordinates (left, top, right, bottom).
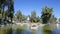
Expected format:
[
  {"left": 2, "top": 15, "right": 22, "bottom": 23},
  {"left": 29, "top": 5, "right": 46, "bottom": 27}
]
[
  {"left": 15, "top": 10, "right": 22, "bottom": 22},
  {"left": 59, "top": 18, "right": 60, "bottom": 23},
  {"left": 15, "top": 10, "right": 27, "bottom": 22},
  {"left": 29, "top": 11, "right": 41, "bottom": 23},
  {"left": 30, "top": 11, "right": 37, "bottom": 22},
  {"left": 0, "top": 8, "right": 2, "bottom": 14},
  {"left": 41, "top": 6, "right": 53, "bottom": 24},
  {"left": 8, "top": 0, "right": 14, "bottom": 23},
  {"left": 49, "top": 15, "right": 57, "bottom": 23},
  {"left": 0, "top": 0, "right": 14, "bottom": 24},
  {"left": 36, "top": 16, "right": 41, "bottom": 22},
  {"left": 22, "top": 15, "right": 27, "bottom": 21},
  {"left": 31, "top": 11, "right": 36, "bottom": 18},
  {"left": 0, "top": 0, "right": 58, "bottom": 24}
]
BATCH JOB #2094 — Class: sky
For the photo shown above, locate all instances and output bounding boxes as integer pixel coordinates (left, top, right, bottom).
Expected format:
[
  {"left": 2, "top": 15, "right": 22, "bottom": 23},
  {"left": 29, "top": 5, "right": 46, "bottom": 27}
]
[{"left": 14, "top": 0, "right": 60, "bottom": 18}]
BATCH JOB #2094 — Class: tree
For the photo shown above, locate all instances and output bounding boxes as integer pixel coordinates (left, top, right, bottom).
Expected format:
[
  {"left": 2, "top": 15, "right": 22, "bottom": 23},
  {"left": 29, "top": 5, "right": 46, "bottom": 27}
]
[
  {"left": 15, "top": 10, "right": 22, "bottom": 22},
  {"left": 49, "top": 15, "right": 57, "bottom": 23},
  {"left": 0, "top": 14, "right": 2, "bottom": 24},
  {"left": 22, "top": 15, "right": 27, "bottom": 22},
  {"left": 0, "top": 0, "right": 6, "bottom": 24},
  {"left": 0, "top": 2, "right": 2, "bottom": 23},
  {"left": 13, "top": 15, "right": 17, "bottom": 21},
  {"left": 4, "top": 10, "right": 9, "bottom": 21},
  {"left": 41, "top": 6, "right": 53, "bottom": 24},
  {"left": 36, "top": 16, "right": 41, "bottom": 23},
  {"left": 0, "top": 0, "right": 2, "bottom": 14},
  {"left": 8, "top": 0, "right": 14, "bottom": 23},
  {"left": 0, "top": 0, "right": 14, "bottom": 24},
  {"left": 30, "top": 11, "right": 37, "bottom": 22},
  {"left": 59, "top": 18, "right": 60, "bottom": 23}
]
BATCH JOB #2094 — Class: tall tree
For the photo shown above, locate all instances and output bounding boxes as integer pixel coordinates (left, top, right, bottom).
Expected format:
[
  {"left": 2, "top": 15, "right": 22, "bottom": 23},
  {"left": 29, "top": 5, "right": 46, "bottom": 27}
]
[
  {"left": 36, "top": 16, "right": 41, "bottom": 23},
  {"left": 0, "top": 0, "right": 6, "bottom": 23},
  {"left": 59, "top": 18, "right": 60, "bottom": 23},
  {"left": 22, "top": 15, "right": 27, "bottom": 22},
  {"left": 30, "top": 11, "right": 36, "bottom": 22},
  {"left": 8, "top": 0, "right": 14, "bottom": 23},
  {"left": 49, "top": 15, "right": 57, "bottom": 23},
  {"left": 5, "top": 10, "right": 9, "bottom": 20},
  {"left": 0, "top": 0, "right": 2, "bottom": 14},
  {"left": 15, "top": 10, "right": 22, "bottom": 22},
  {"left": 0, "top": 0, "right": 14, "bottom": 24},
  {"left": 41, "top": 6, "right": 53, "bottom": 24}
]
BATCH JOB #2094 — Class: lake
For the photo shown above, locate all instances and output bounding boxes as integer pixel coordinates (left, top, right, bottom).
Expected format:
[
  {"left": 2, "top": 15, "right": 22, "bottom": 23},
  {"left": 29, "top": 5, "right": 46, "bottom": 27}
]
[{"left": 0, "top": 24, "right": 60, "bottom": 34}]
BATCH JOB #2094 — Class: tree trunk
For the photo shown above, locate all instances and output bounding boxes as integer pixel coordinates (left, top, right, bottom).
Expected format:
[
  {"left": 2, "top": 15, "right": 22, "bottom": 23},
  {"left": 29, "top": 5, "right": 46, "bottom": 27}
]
[
  {"left": 2, "top": 5, "right": 4, "bottom": 23},
  {"left": 11, "top": 18, "right": 12, "bottom": 23}
]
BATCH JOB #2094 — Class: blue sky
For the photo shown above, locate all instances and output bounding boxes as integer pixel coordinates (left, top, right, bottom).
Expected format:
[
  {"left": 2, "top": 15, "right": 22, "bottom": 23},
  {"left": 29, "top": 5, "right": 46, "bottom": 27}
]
[{"left": 14, "top": 0, "right": 60, "bottom": 18}]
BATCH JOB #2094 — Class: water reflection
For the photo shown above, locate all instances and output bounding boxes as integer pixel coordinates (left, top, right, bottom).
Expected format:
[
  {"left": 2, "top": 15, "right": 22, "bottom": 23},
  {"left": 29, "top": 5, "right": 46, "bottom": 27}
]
[
  {"left": 36, "top": 26, "right": 42, "bottom": 34},
  {"left": 22, "top": 30, "right": 32, "bottom": 34},
  {"left": 0, "top": 26, "right": 12, "bottom": 34},
  {"left": 53, "top": 24, "right": 60, "bottom": 34},
  {"left": 12, "top": 28, "right": 32, "bottom": 34},
  {"left": 0, "top": 24, "right": 60, "bottom": 34},
  {"left": 12, "top": 29, "right": 17, "bottom": 34},
  {"left": 42, "top": 24, "right": 53, "bottom": 34}
]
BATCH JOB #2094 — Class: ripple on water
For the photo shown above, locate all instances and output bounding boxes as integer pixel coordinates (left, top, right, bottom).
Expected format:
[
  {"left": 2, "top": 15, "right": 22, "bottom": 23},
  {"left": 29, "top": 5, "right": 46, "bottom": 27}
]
[
  {"left": 22, "top": 30, "right": 32, "bottom": 34},
  {"left": 12, "top": 30, "right": 17, "bottom": 34},
  {"left": 52, "top": 24, "right": 60, "bottom": 34},
  {"left": 53, "top": 29, "right": 60, "bottom": 34},
  {"left": 36, "top": 26, "right": 42, "bottom": 34}
]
